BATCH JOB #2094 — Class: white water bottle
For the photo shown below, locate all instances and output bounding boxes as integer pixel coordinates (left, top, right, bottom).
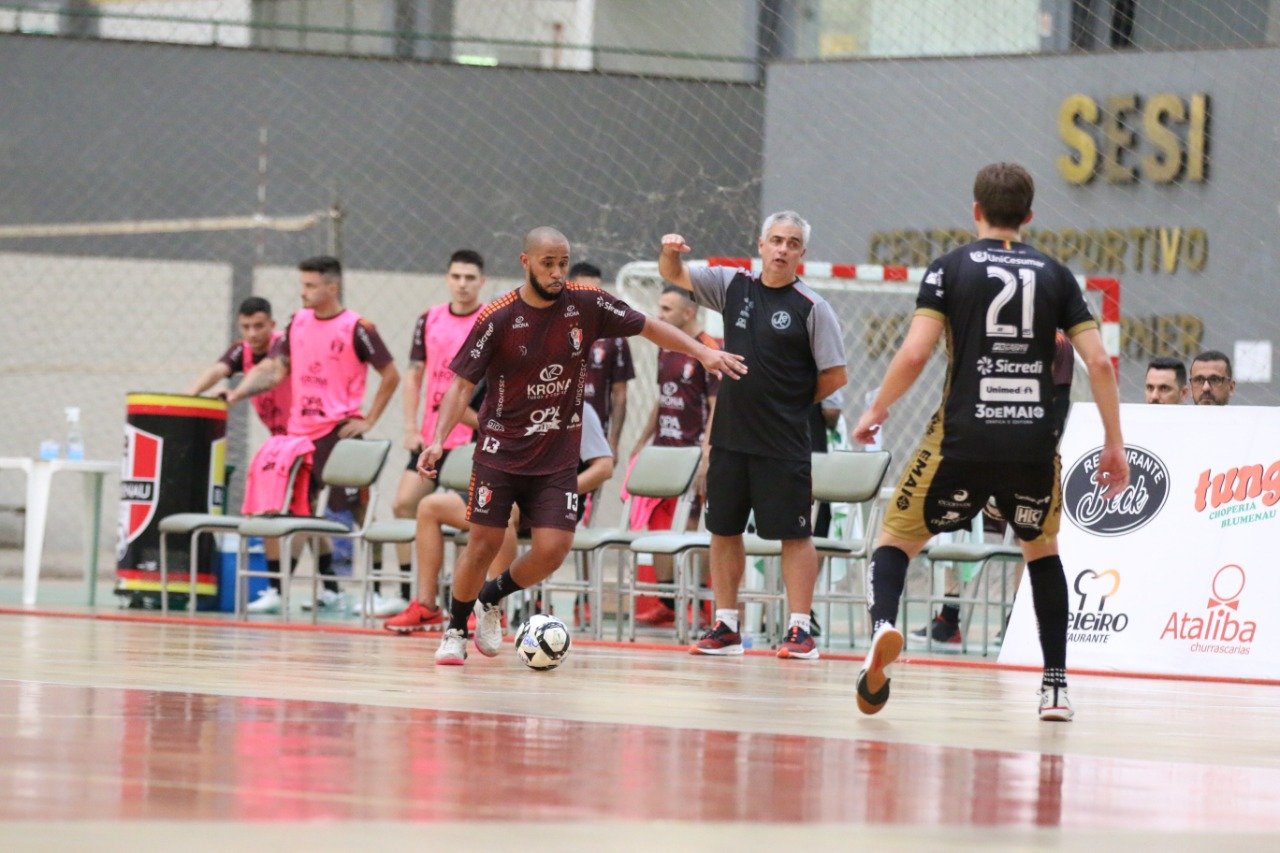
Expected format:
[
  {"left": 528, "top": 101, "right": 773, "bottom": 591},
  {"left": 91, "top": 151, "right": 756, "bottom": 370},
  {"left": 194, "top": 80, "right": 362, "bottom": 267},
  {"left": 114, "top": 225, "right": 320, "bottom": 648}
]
[{"left": 64, "top": 406, "right": 84, "bottom": 460}]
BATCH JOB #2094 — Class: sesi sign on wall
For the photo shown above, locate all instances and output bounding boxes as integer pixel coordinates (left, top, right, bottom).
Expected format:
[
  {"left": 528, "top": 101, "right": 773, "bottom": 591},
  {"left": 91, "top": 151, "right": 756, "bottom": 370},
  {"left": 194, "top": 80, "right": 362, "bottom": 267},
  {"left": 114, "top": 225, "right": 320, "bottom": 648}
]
[{"left": 1000, "top": 404, "right": 1280, "bottom": 679}]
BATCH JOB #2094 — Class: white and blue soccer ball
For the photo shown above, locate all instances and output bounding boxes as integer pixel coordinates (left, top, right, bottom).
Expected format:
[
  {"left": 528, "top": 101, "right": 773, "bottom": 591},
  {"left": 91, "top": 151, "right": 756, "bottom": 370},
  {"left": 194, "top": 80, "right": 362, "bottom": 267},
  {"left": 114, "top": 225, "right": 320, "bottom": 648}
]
[{"left": 515, "top": 614, "right": 572, "bottom": 670}]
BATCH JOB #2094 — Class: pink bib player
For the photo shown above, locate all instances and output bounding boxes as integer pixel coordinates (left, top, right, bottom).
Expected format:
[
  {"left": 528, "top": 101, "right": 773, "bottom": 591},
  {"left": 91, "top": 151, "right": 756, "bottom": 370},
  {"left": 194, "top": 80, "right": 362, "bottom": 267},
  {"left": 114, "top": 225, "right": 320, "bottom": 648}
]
[
  {"left": 286, "top": 309, "right": 367, "bottom": 439},
  {"left": 420, "top": 303, "right": 483, "bottom": 449},
  {"left": 245, "top": 331, "right": 291, "bottom": 435}
]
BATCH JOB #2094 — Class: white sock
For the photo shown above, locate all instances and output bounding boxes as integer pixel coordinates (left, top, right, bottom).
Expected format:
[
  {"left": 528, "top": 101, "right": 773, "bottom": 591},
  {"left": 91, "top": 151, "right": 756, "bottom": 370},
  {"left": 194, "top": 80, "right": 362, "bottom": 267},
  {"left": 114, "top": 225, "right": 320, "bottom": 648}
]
[
  {"left": 789, "top": 612, "right": 811, "bottom": 633},
  {"left": 715, "top": 609, "right": 739, "bottom": 633}
]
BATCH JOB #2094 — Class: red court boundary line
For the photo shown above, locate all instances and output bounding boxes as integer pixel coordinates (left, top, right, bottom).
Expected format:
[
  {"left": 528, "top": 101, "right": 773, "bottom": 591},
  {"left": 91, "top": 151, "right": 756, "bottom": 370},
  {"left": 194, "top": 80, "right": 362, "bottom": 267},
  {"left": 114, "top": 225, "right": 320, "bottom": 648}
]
[{"left": 4, "top": 605, "right": 1279, "bottom": 687}]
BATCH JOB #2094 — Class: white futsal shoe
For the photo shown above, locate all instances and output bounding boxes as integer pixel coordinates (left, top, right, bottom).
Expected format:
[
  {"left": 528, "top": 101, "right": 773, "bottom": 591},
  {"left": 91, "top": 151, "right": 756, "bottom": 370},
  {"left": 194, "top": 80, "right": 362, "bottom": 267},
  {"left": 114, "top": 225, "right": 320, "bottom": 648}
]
[
  {"left": 300, "top": 588, "right": 349, "bottom": 613},
  {"left": 434, "top": 628, "right": 468, "bottom": 665},
  {"left": 474, "top": 602, "right": 505, "bottom": 657},
  {"left": 856, "top": 622, "right": 904, "bottom": 715},
  {"left": 1038, "top": 684, "right": 1075, "bottom": 722},
  {"left": 246, "top": 587, "right": 282, "bottom": 614},
  {"left": 360, "top": 592, "right": 408, "bottom": 618}
]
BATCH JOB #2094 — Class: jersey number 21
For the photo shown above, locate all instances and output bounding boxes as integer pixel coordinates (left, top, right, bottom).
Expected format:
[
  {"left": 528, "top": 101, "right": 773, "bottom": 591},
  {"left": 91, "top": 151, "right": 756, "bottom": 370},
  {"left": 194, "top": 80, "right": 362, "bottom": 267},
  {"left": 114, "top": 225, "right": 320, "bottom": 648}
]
[{"left": 985, "top": 266, "right": 1035, "bottom": 339}]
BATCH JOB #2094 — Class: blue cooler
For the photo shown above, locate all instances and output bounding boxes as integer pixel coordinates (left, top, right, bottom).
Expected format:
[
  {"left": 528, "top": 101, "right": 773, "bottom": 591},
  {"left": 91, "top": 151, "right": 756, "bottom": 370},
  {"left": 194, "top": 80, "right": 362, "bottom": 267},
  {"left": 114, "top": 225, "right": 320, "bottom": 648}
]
[{"left": 217, "top": 534, "right": 267, "bottom": 612}]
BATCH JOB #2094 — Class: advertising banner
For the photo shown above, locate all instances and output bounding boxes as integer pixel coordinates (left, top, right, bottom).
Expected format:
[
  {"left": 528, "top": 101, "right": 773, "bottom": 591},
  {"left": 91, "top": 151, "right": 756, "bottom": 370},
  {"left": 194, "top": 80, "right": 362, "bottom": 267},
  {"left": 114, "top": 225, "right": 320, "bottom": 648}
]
[{"left": 998, "top": 404, "right": 1279, "bottom": 679}]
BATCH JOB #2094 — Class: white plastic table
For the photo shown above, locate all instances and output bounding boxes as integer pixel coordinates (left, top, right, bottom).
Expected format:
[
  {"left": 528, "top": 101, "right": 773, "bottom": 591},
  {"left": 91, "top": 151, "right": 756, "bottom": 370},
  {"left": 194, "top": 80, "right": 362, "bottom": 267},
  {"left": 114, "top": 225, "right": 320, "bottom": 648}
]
[{"left": 0, "top": 457, "right": 117, "bottom": 606}]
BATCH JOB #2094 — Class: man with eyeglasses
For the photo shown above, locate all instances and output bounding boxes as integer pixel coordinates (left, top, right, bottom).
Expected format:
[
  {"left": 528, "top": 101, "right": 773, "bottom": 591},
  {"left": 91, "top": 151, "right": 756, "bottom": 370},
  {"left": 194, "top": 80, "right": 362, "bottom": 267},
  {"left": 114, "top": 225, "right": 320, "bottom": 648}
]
[{"left": 1189, "top": 350, "right": 1235, "bottom": 406}]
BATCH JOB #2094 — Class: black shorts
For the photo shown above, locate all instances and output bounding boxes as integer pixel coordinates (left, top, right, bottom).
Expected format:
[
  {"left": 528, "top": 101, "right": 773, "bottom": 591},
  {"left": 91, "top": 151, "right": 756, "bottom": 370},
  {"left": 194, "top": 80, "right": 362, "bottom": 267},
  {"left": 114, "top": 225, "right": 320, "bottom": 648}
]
[
  {"left": 311, "top": 428, "right": 352, "bottom": 512},
  {"left": 704, "top": 448, "right": 811, "bottom": 541},
  {"left": 466, "top": 461, "right": 579, "bottom": 533},
  {"left": 881, "top": 439, "right": 1061, "bottom": 544}
]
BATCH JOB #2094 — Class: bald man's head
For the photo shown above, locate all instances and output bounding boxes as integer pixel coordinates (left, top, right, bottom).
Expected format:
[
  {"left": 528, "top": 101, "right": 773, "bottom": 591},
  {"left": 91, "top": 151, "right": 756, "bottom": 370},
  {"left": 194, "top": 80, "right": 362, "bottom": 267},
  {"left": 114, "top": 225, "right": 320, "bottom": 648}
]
[
  {"left": 523, "top": 226, "right": 569, "bottom": 254},
  {"left": 520, "top": 226, "right": 571, "bottom": 302}
]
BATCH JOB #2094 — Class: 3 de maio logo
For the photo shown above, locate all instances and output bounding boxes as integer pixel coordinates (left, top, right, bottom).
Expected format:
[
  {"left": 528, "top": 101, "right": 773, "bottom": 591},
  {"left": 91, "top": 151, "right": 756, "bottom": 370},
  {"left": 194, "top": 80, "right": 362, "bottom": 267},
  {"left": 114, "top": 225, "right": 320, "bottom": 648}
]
[{"left": 1063, "top": 445, "right": 1170, "bottom": 536}]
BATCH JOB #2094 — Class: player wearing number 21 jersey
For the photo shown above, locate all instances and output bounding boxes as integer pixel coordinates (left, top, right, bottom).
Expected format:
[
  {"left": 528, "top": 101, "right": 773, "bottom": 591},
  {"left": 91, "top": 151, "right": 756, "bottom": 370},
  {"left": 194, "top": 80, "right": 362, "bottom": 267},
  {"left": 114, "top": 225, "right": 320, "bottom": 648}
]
[{"left": 853, "top": 163, "right": 1128, "bottom": 724}]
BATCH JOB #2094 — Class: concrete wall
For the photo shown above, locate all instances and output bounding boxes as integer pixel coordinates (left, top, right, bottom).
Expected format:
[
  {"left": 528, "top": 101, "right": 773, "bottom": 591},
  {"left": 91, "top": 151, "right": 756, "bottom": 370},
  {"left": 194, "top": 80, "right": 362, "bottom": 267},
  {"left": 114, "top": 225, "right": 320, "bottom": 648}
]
[
  {"left": 0, "top": 33, "right": 762, "bottom": 278},
  {"left": 0, "top": 253, "right": 231, "bottom": 572}
]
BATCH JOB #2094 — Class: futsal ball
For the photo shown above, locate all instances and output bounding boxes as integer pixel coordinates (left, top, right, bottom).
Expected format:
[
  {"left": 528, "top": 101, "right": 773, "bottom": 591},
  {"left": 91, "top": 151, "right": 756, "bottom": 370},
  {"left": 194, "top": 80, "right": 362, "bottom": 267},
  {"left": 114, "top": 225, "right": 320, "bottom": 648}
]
[{"left": 515, "top": 614, "right": 572, "bottom": 670}]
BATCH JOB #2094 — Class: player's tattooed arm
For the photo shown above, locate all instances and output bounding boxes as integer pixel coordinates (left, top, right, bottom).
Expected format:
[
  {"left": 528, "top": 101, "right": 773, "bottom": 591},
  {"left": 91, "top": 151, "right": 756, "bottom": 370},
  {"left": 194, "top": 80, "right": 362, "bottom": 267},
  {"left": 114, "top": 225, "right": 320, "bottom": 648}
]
[{"left": 225, "top": 356, "right": 286, "bottom": 404}]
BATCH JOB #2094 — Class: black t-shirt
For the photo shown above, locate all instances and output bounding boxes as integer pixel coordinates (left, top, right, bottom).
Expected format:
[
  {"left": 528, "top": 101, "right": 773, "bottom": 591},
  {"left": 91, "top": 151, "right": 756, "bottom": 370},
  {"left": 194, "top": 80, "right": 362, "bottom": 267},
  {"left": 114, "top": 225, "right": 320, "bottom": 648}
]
[
  {"left": 688, "top": 267, "right": 846, "bottom": 461},
  {"left": 916, "top": 238, "right": 1097, "bottom": 463}
]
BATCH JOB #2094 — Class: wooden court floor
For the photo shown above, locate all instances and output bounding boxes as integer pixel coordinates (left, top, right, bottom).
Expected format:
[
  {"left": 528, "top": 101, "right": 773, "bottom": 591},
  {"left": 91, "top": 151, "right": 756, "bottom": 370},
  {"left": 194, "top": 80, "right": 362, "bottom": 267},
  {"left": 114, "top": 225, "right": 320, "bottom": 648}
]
[{"left": 1, "top": 608, "right": 1278, "bottom": 851}]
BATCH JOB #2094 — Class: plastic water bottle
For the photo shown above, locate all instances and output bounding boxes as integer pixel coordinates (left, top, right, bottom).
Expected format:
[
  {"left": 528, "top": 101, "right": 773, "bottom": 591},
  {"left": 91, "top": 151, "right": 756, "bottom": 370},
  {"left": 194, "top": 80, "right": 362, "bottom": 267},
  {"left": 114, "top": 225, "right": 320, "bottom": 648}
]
[{"left": 64, "top": 406, "right": 85, "bottom": 460}]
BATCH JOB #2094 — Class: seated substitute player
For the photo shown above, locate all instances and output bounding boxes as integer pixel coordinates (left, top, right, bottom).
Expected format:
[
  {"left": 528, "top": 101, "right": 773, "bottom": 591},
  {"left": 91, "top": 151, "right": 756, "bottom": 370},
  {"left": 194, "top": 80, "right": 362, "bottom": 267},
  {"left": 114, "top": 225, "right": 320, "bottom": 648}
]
[
  {"left": 366, "top": 249, "right": 487, "bottom": 619},
  {"left": 418, "top": 226, "right": 745, "bottom": 665},
  {"left": 187, "top": 296, "right": 291, "bottom": 436},
  {"left": 628, "top": 285, "right": 719, "bottom": 627},
  {"left": 385, "top": 389, "right": 614, "bottom": 632},
  {"left": 852, "top": 163, "right": 1128, "bottom": 722},
  {"left": 1145, "top": 356, "right": 1188, "bottom": 404},
  {"left": 226, "top": 256, "right": 400, "bottom": 614},
  {"left": 572, "top": 261, "right": 635, "bottom": 459}
]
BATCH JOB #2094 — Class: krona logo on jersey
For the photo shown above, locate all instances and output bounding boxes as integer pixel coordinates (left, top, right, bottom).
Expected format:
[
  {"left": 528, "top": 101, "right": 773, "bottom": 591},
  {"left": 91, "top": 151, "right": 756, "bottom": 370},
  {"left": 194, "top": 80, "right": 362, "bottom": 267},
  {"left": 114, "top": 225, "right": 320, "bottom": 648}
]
[
  {"left": 1193, "top": 458, "right": 1280, "bottom": 529},
  {"left": 1160, "top": 564, "right": 1257, "bottom": 653},
  {"left": 1063, "top": 445, "right": 1169, "bottom": 536},
  {"left": 118, "top": 424, "right": 164, "bottom": 549}
]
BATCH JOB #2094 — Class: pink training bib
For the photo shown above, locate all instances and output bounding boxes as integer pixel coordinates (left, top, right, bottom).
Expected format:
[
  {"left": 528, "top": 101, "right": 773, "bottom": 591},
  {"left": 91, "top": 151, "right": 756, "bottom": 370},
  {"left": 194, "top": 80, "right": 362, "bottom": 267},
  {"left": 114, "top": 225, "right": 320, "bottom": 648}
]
[
  {"left": 420, "top": 303, "right": 483, "bottom": 449},
  {"left": 286, "top": 309, "right": 367, "bottom": 439},
  {"left": 245, "top": 331, "right": 291, "bottom": 435}
]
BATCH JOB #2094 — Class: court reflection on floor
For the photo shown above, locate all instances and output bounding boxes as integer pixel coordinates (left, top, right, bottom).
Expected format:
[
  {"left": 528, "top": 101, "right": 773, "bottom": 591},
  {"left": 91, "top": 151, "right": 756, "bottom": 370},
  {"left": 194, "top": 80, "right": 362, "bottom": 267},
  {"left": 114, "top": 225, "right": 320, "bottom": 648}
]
[{"left": 2, "top": 680, "right": 1276, "bottom": 830}]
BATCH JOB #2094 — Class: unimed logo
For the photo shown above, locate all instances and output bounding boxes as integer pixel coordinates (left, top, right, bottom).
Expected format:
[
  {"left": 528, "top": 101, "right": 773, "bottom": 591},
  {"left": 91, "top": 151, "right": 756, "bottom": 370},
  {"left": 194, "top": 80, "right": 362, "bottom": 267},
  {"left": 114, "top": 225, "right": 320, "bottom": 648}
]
[
  {"left": 1063, "top": 445, "right": 1169, "bottom": 536},
  {"left": 1160, "top": 564, "right": 1257, "bottom": 655}
]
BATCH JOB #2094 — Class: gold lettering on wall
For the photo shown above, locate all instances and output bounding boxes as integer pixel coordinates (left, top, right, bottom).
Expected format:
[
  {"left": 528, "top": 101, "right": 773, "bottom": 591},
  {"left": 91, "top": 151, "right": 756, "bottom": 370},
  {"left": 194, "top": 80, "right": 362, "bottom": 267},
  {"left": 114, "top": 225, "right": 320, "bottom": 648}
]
[
  {"left": 867, "top": 226, "right": 1208, "bottom": 274},
  {"left": 1121, "top": 314, "right": 1204, "bottom": 360},
  {"left": 1057, "top": 92, "right": 1210, "bottom": 185},
  {"left": 1057, "top": 94, "right": 1099, "bottom": 184}
]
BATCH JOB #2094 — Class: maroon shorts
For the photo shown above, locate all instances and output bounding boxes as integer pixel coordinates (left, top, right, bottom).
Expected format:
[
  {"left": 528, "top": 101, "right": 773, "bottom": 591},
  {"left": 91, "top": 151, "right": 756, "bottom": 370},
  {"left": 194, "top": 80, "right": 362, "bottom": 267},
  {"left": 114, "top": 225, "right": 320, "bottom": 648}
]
[{"left": 466, "top": 461, "right": 579, "bottom": 533}]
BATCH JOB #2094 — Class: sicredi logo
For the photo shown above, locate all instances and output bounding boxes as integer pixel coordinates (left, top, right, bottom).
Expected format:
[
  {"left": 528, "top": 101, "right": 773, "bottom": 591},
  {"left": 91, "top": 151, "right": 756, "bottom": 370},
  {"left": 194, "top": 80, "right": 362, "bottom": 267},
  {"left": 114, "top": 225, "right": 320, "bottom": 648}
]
[{"left": 1063, "top": 445, "right": 1169, "bottom": 536}]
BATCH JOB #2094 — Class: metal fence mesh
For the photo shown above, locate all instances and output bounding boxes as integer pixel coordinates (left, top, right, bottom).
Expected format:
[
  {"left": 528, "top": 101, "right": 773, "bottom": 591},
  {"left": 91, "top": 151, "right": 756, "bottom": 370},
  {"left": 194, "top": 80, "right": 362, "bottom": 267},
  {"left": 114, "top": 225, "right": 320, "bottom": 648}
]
[{"left": 0, "top": 0, "right": 1276, "bottom": 569}]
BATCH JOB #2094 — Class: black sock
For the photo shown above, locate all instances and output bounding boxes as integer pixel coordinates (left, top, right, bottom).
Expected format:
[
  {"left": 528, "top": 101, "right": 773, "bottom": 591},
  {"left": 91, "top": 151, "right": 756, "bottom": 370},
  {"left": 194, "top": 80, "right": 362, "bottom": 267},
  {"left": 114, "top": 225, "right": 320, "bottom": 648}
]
[
  {"left": 1027, "top": 555, "right": 1068, "bottom": 681},
  {"left": 371, "top": 563, "right": 382, "bottom": 595},
  {"left": 478, "top": 570, "right": 525, "bottom": 606},
  {"left": 868, "top": 546, "right": 910, "bottom": 629},
  {"left": 400, "top": 563, "right": 412, "bottom": 601},
  {"left": 317, "top": 553, "right": 339, "bottom": 594},
  {"left": 449, "top": 596, "right": 474, "bottom": 635},
  {"left": 659, "top": 596, "right": 676, "bottom": 610},
  {"left": 940, "top": 597, "right": 961, "bottom": 625},
  {"left": 266, "top": 559, "right": 281, "bottom": 592}
]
